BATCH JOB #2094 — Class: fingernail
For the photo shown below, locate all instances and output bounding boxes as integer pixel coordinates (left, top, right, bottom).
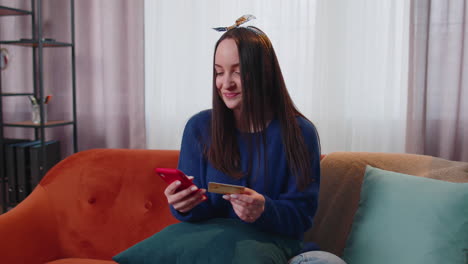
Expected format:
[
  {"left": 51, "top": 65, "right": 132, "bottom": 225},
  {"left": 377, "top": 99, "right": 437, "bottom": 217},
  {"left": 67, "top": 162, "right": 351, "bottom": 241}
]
[
  {"left": 230, "top": 194, "right": 238, "bottom": 199},
  {"left": 222, "top": 195, "right": 229, "bottom": 199},
  {"left": 175, "top": 181, "right": 181, "bottom": 185},
  {"left": 191, "top": 186, "right": 198, "bottom": 191}
]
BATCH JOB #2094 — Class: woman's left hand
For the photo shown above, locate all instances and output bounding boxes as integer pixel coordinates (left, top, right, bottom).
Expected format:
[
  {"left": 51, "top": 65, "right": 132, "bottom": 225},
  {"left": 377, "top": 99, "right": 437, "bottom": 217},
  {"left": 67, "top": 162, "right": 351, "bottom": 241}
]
[{"left": 222, "top": 187, "right": 265, "bottom": 223}]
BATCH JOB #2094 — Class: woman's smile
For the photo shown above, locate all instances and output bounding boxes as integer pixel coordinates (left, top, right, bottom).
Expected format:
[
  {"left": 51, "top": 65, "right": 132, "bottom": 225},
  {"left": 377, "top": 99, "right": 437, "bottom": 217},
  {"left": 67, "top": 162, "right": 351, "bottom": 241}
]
[{"left": 223, "top": 92, "right": 241, "bottom": 98}]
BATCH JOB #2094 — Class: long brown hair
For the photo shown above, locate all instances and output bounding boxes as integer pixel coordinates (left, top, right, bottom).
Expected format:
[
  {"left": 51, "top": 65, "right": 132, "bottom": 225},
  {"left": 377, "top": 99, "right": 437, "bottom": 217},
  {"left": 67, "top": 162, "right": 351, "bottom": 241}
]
[{"left": 207, "top": 26, "right": 318, "bottom": 190}]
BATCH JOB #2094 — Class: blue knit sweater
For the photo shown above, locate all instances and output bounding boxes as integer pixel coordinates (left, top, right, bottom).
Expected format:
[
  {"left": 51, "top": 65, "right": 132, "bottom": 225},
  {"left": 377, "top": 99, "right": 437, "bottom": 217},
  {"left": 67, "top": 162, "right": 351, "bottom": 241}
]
[{"left": 171, "top": 109, "right": 321, "bottom": 242}]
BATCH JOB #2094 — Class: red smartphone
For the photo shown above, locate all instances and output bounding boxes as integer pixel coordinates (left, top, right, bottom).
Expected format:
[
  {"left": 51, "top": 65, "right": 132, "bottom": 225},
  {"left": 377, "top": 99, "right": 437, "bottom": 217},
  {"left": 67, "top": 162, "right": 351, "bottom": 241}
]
[
  {"left": 155, "top": 168, "right": 207, "bottom": 199},
  {"left": 155, "top": 168, "right": 193, "bottom": 191}
]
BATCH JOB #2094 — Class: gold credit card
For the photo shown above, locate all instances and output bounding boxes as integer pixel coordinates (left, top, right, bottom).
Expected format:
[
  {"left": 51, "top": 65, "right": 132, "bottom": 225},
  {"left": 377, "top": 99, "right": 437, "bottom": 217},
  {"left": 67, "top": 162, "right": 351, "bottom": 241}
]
[{"left": 208, "top": 182, "right": 245, "bottom": 194}]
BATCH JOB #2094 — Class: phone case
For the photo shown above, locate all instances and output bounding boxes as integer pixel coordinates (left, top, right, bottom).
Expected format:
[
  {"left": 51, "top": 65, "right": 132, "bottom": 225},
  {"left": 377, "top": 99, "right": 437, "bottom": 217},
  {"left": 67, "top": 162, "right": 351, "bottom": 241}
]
[
  {"left": 155, "top": 168, "right": 207, "bottom": 200},
  {"left": 155, "top": 168, "right": 193, "bottom": 191}
]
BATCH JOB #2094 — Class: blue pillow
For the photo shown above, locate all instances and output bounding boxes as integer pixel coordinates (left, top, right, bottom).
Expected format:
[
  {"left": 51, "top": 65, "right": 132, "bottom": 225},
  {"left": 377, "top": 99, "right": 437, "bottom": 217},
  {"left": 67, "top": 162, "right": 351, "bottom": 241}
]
[
  {"left": 113, "top": 218, "right": 302, "bottom": 264},
  {"left": 343, "top": 165, "right": 468, "bottom": 264}
]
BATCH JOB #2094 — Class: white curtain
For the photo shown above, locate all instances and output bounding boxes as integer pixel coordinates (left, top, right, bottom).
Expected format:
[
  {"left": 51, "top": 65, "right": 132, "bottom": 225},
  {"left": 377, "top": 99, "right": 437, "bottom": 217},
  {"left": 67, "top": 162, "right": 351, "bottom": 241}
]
[{"left": 145, "top": 0, "right": 410, "bottom": 154}]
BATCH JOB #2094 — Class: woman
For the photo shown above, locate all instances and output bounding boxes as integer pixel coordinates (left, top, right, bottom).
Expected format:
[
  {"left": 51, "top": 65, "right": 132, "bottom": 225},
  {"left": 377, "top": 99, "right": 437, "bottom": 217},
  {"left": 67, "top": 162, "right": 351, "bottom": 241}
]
[{"left": 164, "top": 18, "right": 345, "bottom": 264}]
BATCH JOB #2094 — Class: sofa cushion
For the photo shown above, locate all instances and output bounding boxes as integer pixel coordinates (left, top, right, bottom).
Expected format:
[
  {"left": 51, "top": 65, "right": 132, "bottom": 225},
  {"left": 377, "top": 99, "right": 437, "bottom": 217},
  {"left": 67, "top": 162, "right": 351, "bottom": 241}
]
[
  {"left": 343, "top": 166, "right": 468, "bottom": 264},
  {"left": 112, "top": 218, "right": 302, "bottom": 264},
  {"left": 39, "top": 149, "right": 180, "bottom": 259},
  {"left": 305, "top": 152, "right": 468, "bottom": 256}
]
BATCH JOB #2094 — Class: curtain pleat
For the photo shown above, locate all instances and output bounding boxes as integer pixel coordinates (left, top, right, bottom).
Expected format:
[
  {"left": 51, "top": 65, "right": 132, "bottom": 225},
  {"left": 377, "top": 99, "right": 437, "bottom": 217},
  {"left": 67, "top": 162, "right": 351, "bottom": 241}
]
[
  {"left": 1, "top": 0, "right": 146, "bottom": 158},
  {"left": 406, "top": 0, "right": 468, "bottom": 162}
]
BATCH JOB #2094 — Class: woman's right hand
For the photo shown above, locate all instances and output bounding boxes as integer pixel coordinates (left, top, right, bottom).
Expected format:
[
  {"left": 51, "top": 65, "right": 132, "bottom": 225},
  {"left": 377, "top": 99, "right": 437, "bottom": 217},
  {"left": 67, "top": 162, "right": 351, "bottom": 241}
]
[{"left": 164, "top": 176, "right": 207, "bottom": 213}]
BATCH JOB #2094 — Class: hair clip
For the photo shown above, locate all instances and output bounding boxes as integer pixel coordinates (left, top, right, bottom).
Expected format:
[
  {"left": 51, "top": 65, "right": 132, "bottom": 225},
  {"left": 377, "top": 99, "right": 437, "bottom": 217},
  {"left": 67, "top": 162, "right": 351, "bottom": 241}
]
[{"left": 213, "top": 14, "right": 256, "bottom": 32}]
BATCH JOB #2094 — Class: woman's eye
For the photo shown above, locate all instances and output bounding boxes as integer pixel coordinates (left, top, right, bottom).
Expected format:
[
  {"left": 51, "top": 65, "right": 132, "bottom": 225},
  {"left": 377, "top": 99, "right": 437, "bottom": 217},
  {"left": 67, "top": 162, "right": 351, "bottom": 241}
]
[
  {"left": 234, "top": 71, "right": 241, "bottom": 76},
  {"left": 215, "top": 72, "right": 224, "bottom": 76}
]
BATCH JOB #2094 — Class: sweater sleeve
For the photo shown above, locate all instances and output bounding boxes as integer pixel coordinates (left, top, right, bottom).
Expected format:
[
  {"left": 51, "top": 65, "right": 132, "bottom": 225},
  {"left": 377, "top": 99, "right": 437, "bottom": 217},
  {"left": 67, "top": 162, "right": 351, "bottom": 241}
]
[
  {"left": 253, "top": 121, "right": 321, "bottom": 239},
  {"left": 169, "top": 112, "right": 217, "bottom": 222}
]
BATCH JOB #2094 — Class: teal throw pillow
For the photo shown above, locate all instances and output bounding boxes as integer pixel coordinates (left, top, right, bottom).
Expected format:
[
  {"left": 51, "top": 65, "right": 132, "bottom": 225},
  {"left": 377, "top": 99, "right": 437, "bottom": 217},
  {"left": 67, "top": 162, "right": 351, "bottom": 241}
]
[
  {"left": 343, "top": 165, "right": 468, "bottom": 264},
  {"left": 113, "top": 218, "right": 302, "bottom": 264}
]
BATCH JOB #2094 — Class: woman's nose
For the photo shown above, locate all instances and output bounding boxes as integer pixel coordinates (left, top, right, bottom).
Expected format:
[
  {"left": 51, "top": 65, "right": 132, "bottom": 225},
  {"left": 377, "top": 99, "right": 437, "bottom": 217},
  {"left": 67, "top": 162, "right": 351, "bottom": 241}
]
[{"left": 222, "top": 74, "right": 235, "bottom": 89}]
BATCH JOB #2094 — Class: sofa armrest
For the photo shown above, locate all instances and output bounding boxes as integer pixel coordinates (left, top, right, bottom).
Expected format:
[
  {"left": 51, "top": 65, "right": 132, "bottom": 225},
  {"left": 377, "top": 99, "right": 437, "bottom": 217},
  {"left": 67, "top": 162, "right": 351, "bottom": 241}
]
[{"left": 0, "top": 185, "right": 61, "bottom": 264}]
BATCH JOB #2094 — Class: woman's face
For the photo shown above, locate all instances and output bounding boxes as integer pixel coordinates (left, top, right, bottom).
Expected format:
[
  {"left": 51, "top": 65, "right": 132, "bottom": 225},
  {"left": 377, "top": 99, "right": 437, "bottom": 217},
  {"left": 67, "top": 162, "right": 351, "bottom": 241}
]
[{"left": 214, "top": 38, "right": 242, "bottom": 116}]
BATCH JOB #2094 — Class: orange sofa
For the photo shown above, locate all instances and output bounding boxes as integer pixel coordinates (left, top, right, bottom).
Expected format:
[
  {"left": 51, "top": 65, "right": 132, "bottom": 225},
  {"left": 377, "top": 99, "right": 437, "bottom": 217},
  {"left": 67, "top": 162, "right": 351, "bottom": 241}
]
[
  {"left": 0, "top": 149, "right": 466, "bottom": 263},
  {"left": 0, "top": 149, "right": 180, "bottom": 264}
]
